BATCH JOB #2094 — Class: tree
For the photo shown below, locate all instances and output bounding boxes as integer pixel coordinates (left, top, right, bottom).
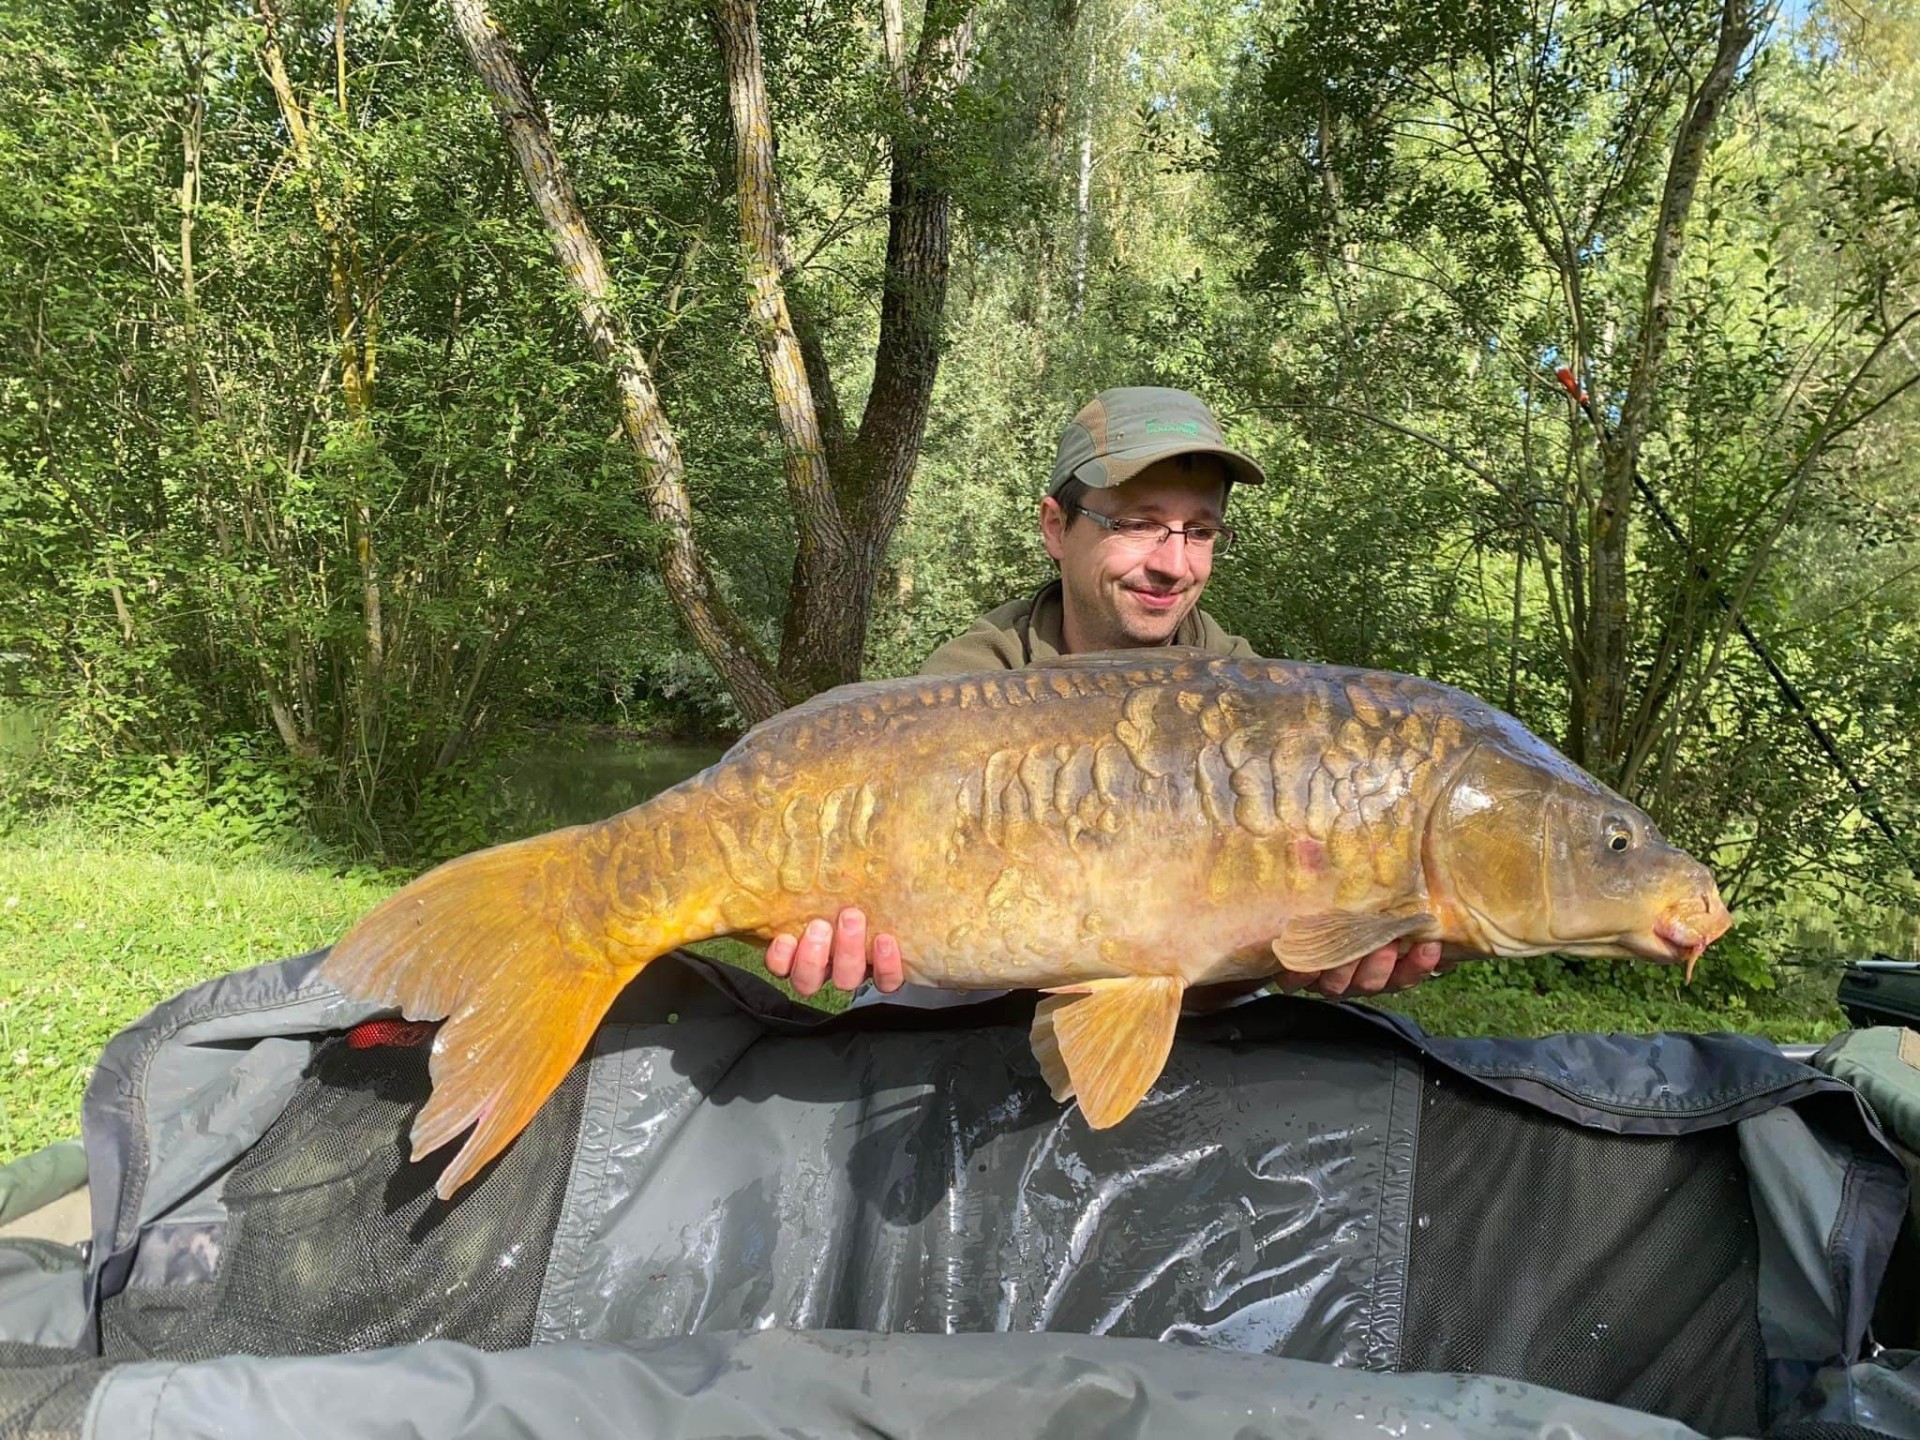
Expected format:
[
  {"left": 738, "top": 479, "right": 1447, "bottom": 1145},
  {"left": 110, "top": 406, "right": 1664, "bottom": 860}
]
[
  {"left": 450, "top": 0, "right": 976, "bottom": 719},
  {"left": 1210, "top": 0, "right": 1920, "bottom": 876},
  {"left": 0, "top": 0, "right": 671, "bottom": 845}
]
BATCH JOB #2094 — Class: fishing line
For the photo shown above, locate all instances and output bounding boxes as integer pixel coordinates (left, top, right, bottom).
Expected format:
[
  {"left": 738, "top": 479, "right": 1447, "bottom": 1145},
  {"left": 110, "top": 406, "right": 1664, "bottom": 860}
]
[{"left": 1553, "top": 367, "right": 1916, "bottom": 879}]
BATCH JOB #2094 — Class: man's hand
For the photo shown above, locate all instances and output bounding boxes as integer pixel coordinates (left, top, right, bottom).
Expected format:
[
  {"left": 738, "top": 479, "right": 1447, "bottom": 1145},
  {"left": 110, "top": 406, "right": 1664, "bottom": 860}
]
[
  {"left": 765, "top": 914, "right": 1447, "bottom": 1002},
  {"left": 1276, "top": 938, "right": 1446, "bottom": 997},
  {"left": 764, "top": 906, "right": 905, "bottom": 997},
  {"left": 1183, "top": 937, "right": 1447, "bottom": 1013}
]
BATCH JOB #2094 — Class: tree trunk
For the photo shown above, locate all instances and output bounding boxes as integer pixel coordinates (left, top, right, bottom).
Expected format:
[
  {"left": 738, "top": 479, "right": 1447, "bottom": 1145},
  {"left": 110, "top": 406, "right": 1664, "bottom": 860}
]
[
  {"left": 839, "top": 0, "right": 973, "bottom": 598},
  {"left": 720, "top": 0, "right": 974, "bottom": 698},
  {"left": 447, "top": 0, "right": 787, "bottom": 721},
  {"left": 256, "top": 0, "right": 386, "bottom": 683},
  {"left": 880, "top": 0, "right": 909, "bottom": 94},
  {"left": 449, "top": 0, "right": 969, "bottom": 716},
  {"left": 1070, "top": 48, "right": 1095, "bottom": 316},
  {"left": 711, "top": 0, "right": 856, "bottom": 699},
  {"left": 1571, "top": 0, "right": 1757, "bottom": 779}
]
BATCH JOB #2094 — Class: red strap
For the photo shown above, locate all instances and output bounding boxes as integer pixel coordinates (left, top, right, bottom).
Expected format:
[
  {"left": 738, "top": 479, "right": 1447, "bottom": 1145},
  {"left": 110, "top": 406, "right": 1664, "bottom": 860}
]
[{"left": 345, "top": 1019, "right": 439, "bottom": 1050}]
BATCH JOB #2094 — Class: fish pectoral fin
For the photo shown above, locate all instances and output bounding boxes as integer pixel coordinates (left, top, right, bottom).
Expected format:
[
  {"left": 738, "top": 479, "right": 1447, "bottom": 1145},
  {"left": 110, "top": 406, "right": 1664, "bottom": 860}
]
[
  {"left": 1271, "top": 911, "right": 1437, "bottom": 974},
  {"left": 1029, "top": 975, "right": 1186, "bottom": 1128}
]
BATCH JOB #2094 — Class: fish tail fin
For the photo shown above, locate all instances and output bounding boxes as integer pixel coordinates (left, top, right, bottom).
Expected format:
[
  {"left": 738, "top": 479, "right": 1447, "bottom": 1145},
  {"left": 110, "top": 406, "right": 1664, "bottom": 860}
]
[{"left": 323, "top": 825, "right": 655, "bottom": 1200}]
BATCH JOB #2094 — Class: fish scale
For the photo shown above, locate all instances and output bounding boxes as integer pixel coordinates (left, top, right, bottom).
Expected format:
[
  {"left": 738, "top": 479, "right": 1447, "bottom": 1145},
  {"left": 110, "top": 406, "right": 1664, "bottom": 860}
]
[{"left": 324, "top": 650, "right": 1731, "bottom": 1199}]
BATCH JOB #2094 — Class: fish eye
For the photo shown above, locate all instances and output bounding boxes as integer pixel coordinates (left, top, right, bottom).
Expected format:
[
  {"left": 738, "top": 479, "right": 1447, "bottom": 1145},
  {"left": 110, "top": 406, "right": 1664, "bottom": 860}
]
[{"left": 1605, "top": 821, "right": 1634, "bottom": 853}]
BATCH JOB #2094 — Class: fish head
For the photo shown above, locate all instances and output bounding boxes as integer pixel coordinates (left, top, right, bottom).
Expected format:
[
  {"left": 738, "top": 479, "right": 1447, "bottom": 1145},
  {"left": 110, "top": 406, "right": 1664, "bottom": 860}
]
[{"left": 1429, "top": 743, "right": 1732, "bottom": 975}]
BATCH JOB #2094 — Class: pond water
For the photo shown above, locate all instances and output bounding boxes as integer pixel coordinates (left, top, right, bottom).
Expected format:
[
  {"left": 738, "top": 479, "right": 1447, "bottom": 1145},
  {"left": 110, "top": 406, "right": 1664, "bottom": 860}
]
[
  {"left": 488, "top": 736, "right": 730, "bottom": 833},
  {"left": 0, "top": 705, "right": 44, "bottom": 760}
]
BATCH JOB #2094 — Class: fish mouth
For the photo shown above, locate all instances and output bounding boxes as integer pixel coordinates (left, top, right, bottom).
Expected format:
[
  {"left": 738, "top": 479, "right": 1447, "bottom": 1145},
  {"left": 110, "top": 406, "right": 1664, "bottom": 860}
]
[{"left": 1636, "top": 892, "right": 1733, "bottom": 982}]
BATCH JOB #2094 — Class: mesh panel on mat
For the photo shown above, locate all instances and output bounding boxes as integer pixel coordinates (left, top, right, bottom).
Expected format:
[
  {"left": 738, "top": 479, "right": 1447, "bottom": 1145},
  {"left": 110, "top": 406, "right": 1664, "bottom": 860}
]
[
  {"left": 1401, "top": 1065, "right": 1765, "bottom": 1438},
  {"left": 102, "top": 1031, "right": 587, "bottom": 1361},
  {"left": 0, "top": 1343, "right": 111, "bottom": 1440}
]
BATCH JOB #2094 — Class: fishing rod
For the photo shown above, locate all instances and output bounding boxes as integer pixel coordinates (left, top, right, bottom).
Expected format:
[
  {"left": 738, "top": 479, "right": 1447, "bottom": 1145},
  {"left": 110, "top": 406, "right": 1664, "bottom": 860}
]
[{"left": 1552, "top": 366, "right": 1915, "bottom": 876}]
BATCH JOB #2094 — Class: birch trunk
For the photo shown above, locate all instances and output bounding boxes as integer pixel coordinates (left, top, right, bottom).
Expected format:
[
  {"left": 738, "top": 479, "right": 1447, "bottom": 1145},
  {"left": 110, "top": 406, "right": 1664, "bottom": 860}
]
[{"left": 1070, "top": 49, "right": 1094, "bottom": 318}]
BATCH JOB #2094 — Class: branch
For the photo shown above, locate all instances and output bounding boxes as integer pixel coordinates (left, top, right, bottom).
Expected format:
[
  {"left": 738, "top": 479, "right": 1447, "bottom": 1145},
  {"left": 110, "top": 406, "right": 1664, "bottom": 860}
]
[
  {"left": 710, "top": 0, "right": 847, "bottom": 543},
  {"left": 1258, "top": 400, "right": 1518, "bottom": 500}
]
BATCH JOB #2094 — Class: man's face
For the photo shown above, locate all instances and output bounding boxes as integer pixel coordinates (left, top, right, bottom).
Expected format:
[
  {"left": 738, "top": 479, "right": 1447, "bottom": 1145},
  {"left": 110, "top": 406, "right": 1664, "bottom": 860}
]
[{"left": 1040, "top": 455, "right": 1229, "bottom": 653}]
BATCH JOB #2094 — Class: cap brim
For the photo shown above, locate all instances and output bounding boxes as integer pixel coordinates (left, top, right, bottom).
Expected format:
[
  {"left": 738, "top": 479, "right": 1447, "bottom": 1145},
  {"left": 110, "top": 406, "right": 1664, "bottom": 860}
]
[{"left": 1075, "top": 440, "right": 1266, "bottom": 492}]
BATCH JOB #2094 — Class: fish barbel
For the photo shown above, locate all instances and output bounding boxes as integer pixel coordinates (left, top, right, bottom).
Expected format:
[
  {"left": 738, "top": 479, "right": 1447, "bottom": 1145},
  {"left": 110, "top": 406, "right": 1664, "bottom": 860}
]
[{"left": 324, "top": 652, "right": 1732, "bottom": 1197}]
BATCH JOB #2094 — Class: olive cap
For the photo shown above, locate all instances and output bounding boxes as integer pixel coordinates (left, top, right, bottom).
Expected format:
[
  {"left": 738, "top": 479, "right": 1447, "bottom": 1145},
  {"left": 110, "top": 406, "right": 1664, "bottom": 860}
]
[{"left": 1047, "top": 386, "right": 1266, "bottom": 498}]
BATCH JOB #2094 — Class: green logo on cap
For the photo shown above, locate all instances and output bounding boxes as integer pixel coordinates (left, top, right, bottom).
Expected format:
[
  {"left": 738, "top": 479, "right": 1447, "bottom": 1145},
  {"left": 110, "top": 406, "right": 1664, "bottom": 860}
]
[{"left": 1144, "top": 418, "right": 1201, "bottom": 436}]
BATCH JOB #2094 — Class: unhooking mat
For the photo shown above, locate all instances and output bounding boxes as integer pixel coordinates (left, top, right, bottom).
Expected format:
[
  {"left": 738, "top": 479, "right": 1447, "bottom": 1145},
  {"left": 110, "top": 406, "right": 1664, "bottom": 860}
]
[{"left": 0, "top": 948, "right": 1916, "bottom": 1440}]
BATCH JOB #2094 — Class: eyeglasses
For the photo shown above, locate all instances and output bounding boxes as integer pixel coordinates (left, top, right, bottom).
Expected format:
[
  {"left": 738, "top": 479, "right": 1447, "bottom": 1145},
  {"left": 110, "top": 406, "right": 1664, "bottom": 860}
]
[{"left": 1068, "top": 505, "right": 1236, "bottom": 555}]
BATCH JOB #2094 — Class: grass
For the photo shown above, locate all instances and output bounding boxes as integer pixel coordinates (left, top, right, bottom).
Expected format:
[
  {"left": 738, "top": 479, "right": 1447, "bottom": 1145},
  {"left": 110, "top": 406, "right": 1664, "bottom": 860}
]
[
  {"left": 0, "top": 823, "right": 396, "bottom": 1162},
  {"left": 0, "top": 819, "right": 1857, "bottom": 1166},
  {"left": 1372, "top": 958, "right": 1850, "bottom": 1043}
]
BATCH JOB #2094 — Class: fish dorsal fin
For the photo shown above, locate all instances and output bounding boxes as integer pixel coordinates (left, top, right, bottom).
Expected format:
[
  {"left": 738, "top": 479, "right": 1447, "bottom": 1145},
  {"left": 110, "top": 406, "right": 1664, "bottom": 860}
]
[
  {"left": 1029, "top": 975, "right": 1186, "bottom": 1128},
  {"left": 1271, "top": 911, "right": 1436, "bottom": 975}
]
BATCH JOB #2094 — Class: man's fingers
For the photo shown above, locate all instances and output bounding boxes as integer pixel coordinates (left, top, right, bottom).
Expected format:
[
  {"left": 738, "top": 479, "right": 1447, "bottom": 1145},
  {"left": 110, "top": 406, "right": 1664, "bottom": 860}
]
[
  {"left": 872, "top": 932, "right": 905, "bottom": 993},
  {"left": 791, "top": 918, "right": 833, "bottom": 997},
  {"left": 1343, "top": 944, "right": 1399, "bottom": 996},
  {"left": 830, "top": 908, "right": 869, "bottom": 993},
  {"left": 1312, "top": 958, "right": 1364, "bottom": 997},
  {"left": 765, "top": 931, "right": 797, "bottom": 978},
  {"left": 1386, "top": 941, "right": 1445, "bottom": 992}
]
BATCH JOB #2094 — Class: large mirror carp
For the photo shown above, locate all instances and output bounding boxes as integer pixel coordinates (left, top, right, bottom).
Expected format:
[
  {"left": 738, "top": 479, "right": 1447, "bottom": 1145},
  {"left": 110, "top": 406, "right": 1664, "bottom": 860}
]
[{"left": 325, "top": 651, "right": 1731, "bottom": 1198}]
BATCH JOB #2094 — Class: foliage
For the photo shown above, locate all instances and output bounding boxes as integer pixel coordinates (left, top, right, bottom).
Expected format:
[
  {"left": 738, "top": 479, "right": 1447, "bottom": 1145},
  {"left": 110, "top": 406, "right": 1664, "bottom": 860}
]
[
  {"left": 1201, "top": 0, "right": 1920, "bottom": 918},
  {"left": 0, "top": 0, "right": 751, "bottom": 853}
]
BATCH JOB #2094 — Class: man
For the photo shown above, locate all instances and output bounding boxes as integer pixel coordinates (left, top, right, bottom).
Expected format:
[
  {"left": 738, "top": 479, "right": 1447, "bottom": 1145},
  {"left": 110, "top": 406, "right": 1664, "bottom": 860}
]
[{"left": 765, "top": 386, "right": 1444, "bottom": 1002}]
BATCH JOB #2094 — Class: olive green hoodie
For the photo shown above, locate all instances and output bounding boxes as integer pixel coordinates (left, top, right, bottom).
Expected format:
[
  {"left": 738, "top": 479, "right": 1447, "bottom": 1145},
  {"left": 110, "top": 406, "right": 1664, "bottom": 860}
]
[{"left": 918, "top": 579, "right": 1259, "bottom": 676}]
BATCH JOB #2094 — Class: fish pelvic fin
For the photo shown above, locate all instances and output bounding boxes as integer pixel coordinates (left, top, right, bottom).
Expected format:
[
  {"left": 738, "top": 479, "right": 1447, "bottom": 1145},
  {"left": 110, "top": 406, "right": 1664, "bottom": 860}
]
[
  {"left": 1271, "top": 911, "right": 1436, "bottom": 975},
  {"left": 322, "top": 827, "right": 644, "bottom": 1200},
  {"left": 1030, "top": 975, "right": 1186, "bottom": 1128}
]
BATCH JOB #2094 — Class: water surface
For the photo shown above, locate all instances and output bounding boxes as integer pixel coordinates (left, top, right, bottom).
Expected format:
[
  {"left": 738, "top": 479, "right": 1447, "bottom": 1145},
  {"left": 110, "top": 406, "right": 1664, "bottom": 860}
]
[{"left": 490, "top": 736, "right": 728, "bottom": 833}]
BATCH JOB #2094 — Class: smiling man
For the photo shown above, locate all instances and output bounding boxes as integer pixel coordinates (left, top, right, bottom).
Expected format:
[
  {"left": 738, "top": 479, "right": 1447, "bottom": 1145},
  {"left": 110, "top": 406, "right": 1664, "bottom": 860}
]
[
  {"left": 921, "top": 387, "right": 1258, "bottom": 671},
  {"left": 765, "top": 386, "right": 1445, "bottom": 1003}
]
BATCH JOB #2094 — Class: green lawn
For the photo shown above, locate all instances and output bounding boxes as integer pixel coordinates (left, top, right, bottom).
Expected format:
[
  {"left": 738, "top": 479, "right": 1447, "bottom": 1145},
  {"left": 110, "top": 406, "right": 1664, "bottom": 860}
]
[
  {"left": 0, "top": 823, "right": 1854, "bottom": 1165},
  {"left": 1373, "top": 959, "right": 1849, "bottom": 1043},
  {"left": 0, "top": 826, "right": 846, "bottom": 1163},
  {"left": 0, "top": 827, "right": 395, "bottom": 1161}
]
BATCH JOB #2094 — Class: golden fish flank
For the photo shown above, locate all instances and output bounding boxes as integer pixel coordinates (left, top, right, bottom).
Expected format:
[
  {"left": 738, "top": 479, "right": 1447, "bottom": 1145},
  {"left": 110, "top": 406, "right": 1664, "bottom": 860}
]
[{"left": 322, "top": 651, "right": 1733, "bottom": 1199}]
